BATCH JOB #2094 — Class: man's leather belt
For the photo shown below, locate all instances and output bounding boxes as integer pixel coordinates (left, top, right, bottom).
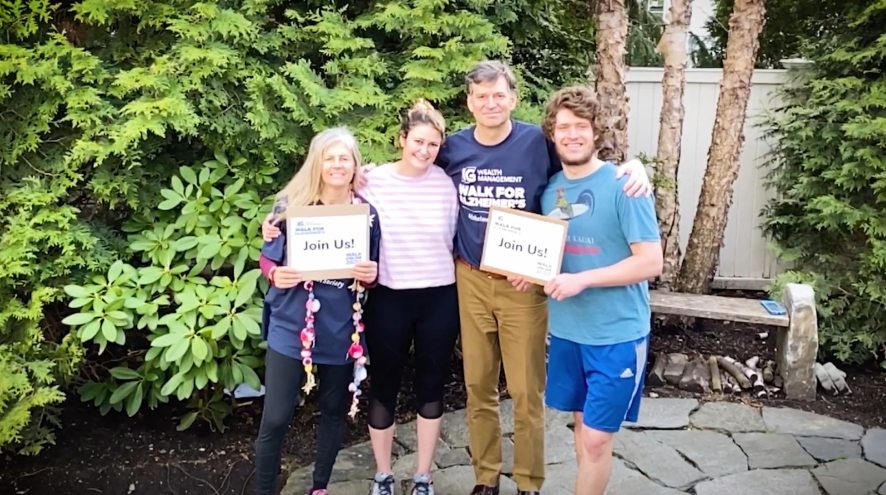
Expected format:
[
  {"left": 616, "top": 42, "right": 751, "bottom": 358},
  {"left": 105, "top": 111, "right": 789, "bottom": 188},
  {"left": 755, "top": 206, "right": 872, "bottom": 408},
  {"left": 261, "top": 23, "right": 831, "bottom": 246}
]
[{"left": 456, "top": 256, "right": 507, "bottom": 280}]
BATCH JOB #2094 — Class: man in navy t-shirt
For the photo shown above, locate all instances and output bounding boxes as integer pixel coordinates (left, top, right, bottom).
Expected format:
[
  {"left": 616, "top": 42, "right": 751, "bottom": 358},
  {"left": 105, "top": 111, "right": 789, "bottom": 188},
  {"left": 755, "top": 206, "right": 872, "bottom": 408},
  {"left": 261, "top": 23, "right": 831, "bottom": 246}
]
[
  {"left": 538, "top": 86, "right": 662, "bottom": 495},
  {"left": 432, "top": 61, "right": 653, "bottom": 495}
]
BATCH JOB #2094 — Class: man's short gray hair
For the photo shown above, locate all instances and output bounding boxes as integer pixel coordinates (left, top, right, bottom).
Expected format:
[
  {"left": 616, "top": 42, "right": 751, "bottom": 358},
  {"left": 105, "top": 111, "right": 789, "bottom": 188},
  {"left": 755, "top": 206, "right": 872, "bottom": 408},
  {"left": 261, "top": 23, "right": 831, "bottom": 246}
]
[{"left": 465, "top": 60, "right": 517, "bottom": 95}]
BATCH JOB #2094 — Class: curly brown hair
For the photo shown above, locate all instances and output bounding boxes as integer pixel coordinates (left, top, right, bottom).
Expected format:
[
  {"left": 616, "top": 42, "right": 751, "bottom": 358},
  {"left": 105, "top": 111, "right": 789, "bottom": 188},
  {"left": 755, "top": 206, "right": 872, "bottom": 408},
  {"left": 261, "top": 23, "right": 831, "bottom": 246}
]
[{"left": 541, "top": 85, "right": 603, "bottom": 145}]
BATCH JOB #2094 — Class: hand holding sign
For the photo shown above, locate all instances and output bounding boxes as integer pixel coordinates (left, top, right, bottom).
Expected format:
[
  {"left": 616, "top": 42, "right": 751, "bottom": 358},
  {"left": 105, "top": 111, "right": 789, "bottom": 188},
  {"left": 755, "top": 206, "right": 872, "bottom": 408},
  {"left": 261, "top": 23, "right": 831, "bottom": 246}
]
[
  {"left": 544, "top": 273, "right": 585, "bottom": 301},
  {"left": 480, "top": 206, "right": 568, "bottom": 285},
  {"left": 351, "top": 261, "right": 378, "bottom": 284}
]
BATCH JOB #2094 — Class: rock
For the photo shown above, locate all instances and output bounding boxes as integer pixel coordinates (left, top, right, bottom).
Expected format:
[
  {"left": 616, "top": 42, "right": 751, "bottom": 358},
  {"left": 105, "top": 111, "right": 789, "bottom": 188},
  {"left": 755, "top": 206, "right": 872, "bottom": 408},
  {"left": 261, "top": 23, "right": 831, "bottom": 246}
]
[
  {"left": 694, "top": 469, "right": 822, "bottom": 495},
  {"left": 392, "top": 452, "right": 437, "bottom": 484},
  {"left": 762, "top": 407, "right": 865, "bottom": 440},
  {"left": 811, "top": 458, "right": 886, "bottom": 495},
  {"left": 440, "top": 409, "right": 470, "bottom": 449},
  {"left": 778, "top": 283, "right": 819, "bottom": 400},
  {"left": 732, "top": 432, "right": 817, "bottom": 469},
  {"left": 612, "top": 429, "right": 706, "bottom": 490},
  {"left": 663, "top": 353, "right": 688, "bottom": 385},
  {"left": 678, "top": 356, "right": 711, "bottom": 393},
  {"left": 604, "top": 459, "right": 687, "bottom": 495},
  {"left": 430, "top": 466, "right": 516, "bottom": 495},
  {"left": 645, "top": 430, "right": 748, "bottom": 477},
  {"left": 689, "top": 401, "right": 766, "bottom": 433},
  {"left": 880, "top": 480, "right": 886, "bottom": 495},
  {"left": 862, "top": 428, "right": 886, "bottom": 468},
  {"left": 501, "top": 438, "right": 514, "bottom": 475},
  {"left": 796, "top": 436, "right": 862, "bottom": 462},
  {"left": 439, "top": 400, "right": 514, "bottom": 450},
  {"left": 541, "top": 461, "right": 685, "bottom": 495},
  {"left": 539, "top": 461, "right": 578, "bottom": 495},
  {"left": 284, "top": 442, "right": 378, "bottom": 489},
  {"left": 622, "top": 398, "right": 698, "bottom": 429},
  {"left": 435, "top": 447, "right": 471, "bottom": 468},
  {"left": 647, "top": 352, "right": 668, "bottom": 387},
  {"left": 544, "top": 417, "right": 577, "bottom": 465}
]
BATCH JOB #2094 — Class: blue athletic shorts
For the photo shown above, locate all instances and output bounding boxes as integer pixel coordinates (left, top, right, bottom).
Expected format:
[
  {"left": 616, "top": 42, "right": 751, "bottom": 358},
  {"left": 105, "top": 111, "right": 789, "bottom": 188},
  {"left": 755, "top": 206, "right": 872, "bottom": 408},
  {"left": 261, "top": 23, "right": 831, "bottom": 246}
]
[{"left": 545, "top": 333, "right": 649, "bottom": 433}]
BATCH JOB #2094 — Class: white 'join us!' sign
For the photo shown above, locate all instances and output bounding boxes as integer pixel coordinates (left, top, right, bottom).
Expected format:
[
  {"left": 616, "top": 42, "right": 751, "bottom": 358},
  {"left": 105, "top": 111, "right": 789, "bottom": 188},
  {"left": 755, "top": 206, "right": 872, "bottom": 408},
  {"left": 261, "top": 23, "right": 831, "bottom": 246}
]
[
  {"left": 480, "top": 205, "right": 568, "bottom": 285},
  {"left": 285, "top": 203, "right": 370, "bottom": 281}
]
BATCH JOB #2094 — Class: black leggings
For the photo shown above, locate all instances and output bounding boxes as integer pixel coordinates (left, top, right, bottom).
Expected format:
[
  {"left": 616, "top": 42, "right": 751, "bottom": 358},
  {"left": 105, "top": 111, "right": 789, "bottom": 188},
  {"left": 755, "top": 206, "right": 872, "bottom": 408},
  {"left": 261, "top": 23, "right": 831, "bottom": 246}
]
[
  {"left": 364, "top": 283, "right": 460, "bottom": 430},
  {"left": 254, "top": 347, "right": 354, "bottom": 495}
]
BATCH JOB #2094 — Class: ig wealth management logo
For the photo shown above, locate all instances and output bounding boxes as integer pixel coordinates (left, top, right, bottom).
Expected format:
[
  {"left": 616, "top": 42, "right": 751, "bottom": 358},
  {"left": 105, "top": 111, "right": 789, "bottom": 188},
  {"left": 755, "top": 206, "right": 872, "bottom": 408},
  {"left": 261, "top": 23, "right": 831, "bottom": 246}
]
[
  {"left": 461, "top": 167, "right": 476, "bottom": 184},
  {"left": 493, "top": 213, "right": 521, "bottom": 234}
]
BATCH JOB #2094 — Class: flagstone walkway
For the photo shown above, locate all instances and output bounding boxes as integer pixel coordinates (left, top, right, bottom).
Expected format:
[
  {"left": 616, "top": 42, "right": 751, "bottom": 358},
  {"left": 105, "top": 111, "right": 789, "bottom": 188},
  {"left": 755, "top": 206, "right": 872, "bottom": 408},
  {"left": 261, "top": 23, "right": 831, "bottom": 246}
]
[{"left": 280, "top": 398, "right": 886, "bottom": 495}]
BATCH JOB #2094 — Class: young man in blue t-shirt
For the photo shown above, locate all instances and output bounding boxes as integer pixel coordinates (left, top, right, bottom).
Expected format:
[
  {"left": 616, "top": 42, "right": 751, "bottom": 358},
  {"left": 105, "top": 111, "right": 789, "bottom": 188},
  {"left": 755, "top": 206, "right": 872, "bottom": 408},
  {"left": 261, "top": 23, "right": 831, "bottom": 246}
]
[{"left": 537, "top": 86, "right": 663, "bottom": 495}]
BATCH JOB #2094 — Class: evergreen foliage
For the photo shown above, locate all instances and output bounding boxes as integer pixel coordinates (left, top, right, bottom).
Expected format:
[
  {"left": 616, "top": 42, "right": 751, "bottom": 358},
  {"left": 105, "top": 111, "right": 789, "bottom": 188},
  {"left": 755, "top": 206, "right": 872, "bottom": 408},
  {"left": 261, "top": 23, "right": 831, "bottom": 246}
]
[
  {"left": 762, "top": 1, "right": 886, "bottom": 366},
  {"left": 0, "top": 0, "right": 554, "bottom": 455}
]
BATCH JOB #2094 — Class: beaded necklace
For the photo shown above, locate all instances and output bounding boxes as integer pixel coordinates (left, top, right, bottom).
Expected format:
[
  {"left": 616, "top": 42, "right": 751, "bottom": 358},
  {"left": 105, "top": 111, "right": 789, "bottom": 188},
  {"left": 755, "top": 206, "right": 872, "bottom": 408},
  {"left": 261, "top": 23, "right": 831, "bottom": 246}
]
[{"left": 298, "top": 195, "right": 369, "bottom": 418}]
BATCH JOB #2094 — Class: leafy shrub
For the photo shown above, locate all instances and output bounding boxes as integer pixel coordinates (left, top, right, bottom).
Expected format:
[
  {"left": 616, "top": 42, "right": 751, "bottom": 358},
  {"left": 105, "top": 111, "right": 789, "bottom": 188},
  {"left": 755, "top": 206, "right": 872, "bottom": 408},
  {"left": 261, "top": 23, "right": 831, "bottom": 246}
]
[
  {"left": 762, "top": 1, "right": 886, "bottom": 367},
  {"left": 63, "top": 155, "right": 271, "bottom": 430}
]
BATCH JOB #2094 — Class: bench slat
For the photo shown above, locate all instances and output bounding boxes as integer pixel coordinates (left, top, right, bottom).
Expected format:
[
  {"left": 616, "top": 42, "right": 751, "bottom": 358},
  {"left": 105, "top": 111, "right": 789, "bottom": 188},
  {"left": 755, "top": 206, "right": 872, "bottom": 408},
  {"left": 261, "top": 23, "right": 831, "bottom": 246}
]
[{"left": 650, "top": 290, "right": 790, "bottom": 327}]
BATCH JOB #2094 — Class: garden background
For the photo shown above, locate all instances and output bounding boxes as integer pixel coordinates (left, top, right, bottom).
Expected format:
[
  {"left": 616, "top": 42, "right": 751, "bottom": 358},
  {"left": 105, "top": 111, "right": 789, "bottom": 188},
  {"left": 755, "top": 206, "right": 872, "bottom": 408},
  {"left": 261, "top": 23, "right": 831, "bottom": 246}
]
[{"left": 1, "top": 0, "right": 884, "bottom": 492}]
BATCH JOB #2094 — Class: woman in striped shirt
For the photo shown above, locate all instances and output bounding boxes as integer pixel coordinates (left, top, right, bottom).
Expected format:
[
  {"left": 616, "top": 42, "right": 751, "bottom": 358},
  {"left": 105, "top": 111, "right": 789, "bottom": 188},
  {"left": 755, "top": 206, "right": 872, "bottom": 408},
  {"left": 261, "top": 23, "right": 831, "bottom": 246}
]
[{"left": 262, "top": 100, "right": 459, "bottom": 495}]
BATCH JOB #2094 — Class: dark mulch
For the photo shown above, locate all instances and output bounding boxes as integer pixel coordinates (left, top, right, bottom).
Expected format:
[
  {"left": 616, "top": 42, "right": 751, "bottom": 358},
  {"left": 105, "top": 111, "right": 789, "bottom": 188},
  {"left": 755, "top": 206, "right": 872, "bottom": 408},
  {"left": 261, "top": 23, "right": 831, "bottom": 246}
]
[{"left": 1, "top": 319, "right": 884, "bottom": 495}]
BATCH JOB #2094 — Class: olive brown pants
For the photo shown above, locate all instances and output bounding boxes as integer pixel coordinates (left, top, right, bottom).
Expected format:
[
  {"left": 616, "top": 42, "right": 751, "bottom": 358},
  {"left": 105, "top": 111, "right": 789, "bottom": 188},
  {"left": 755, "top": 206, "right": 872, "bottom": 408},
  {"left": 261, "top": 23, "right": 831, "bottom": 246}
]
[{"left": 455, "top": 259, "right": 548, "bottom": 492}]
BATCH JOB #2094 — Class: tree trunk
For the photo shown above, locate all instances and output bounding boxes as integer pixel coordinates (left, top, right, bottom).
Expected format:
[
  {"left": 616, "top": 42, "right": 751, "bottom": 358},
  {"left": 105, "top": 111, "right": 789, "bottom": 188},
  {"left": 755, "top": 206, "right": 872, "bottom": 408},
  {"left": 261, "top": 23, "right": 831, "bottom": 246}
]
[
  {"left": 654, "top": 0, "right": 693, "bottom": 290},
  {"left": 675, "top": 0, "right": 766, "bottom": 294},
  {"left": 593, "top": 0, "right": 630, "bottom": 163}
]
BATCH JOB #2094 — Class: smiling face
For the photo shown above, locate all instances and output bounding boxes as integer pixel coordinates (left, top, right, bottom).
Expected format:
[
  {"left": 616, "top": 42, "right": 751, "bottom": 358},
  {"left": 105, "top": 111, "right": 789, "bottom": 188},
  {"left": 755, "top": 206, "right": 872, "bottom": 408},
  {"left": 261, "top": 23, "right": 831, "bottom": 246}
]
[
  {"left": 466, "top": 76, "right": 517, "bottom": 129},
  {"left": 399, "top": 123, "right": 443, "bottom": 171},
  {"left": 320, "top": 142, "right": 356, "bottom": 189},
  {"left": 552, "top": 108, "right": 596, "bottom": 167}
]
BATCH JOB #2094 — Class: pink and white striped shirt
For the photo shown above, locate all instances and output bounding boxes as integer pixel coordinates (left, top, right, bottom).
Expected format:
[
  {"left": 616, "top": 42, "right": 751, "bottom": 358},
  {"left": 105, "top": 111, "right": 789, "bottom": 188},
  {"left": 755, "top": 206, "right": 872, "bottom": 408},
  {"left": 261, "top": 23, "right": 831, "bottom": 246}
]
[{"left": 358, "top": 163, "right": 458, "bottom": 290}]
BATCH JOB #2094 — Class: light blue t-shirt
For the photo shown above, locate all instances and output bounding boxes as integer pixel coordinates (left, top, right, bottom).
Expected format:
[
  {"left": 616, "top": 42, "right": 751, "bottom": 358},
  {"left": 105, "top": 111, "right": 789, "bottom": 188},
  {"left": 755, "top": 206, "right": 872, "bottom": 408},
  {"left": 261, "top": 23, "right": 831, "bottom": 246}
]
[{"left": 540, "top": 162, "right": 661, "bottom": 346}]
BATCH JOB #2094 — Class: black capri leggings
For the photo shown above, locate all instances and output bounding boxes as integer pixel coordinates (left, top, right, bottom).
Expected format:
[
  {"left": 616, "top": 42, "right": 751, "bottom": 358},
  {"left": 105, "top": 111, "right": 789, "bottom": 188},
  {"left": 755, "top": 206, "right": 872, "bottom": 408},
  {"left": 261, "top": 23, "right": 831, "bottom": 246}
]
[
  {"left": 363, "top": 283, "right": 460, "bottom": 430},
  {"left": 254, "top": 348, "right": 353, "bottom": 495}
]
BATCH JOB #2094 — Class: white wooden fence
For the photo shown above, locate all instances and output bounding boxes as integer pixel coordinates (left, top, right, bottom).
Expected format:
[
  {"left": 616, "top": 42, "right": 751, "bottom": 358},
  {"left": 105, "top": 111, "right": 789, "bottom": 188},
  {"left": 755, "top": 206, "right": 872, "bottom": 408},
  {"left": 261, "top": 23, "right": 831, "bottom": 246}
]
[{"left": 625, "top": 67, "right": 789, "bottom": 290}]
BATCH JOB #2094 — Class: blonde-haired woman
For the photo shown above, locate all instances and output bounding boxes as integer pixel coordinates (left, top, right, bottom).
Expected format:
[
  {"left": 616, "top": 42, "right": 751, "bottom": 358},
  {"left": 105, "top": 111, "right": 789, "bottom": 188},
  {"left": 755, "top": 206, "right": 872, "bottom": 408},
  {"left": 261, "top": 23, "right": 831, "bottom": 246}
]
[
  {"left": 262, "top": 102, "right": 459, "bottom": 495},
  {"left": 254, "top": 126, "right": 382, "bottom": 495}
]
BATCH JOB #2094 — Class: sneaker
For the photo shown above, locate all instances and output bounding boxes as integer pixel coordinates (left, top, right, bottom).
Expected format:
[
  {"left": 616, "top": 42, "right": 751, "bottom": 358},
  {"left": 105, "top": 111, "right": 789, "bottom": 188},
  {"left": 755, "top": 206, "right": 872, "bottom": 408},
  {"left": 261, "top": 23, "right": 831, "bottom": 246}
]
[
  {"left": 308, "top": 490, "right": 328, "bottom": 495},
  {"left": 411, "top": 474, "right": 433, "bottom": 495},
  {"left": 371, "top": 472, "right": 396, "bottom": 495}
]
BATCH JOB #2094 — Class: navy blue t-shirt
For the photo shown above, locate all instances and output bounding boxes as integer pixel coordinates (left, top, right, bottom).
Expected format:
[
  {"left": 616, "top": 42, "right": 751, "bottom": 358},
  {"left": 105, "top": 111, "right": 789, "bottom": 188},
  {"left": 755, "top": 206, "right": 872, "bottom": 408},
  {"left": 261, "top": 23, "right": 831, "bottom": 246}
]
[
  {"left": 437, "top": 120, "right": 562, "bottom": 267},
  {"left": 260, "top": 198, "right": 382, "bottom": 365}
]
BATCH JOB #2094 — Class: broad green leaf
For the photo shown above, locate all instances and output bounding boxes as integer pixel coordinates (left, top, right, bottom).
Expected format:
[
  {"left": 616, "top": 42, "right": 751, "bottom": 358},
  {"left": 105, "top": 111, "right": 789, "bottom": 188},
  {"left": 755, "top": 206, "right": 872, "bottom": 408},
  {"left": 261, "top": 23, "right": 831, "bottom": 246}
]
[
  {"left": 191, "top": 337, "right": 208, "bottom": 361},
  {"left": 167, "top": 337, "right": 191, "bottom": 362},
  {"left": 81, "top": 320, "right": 101, "bottom": 340},
  {"left": 108, "top": 260, "right": 125, "bottom": 282},
  {"left": 234, "top": 269, "right": 261, "bottom": 308},
  {"left": 177, "top": 411, "right": 199, "bottom": 431},
  {"left": 161, "top": 373, "right": 185, "bottom": 396},
  {"left": 126, "top": 383, "right": 144, "bottom": 417},
  {"left": 64, "top": 285, "right": 91, "bottom": 298},
  {"left": 63, "top": 312, "right": 97, "bottom": 326},
  {"left": 158, "top": 198, "right": 182, "bottom": 210},
  {"left": 211, "top": 317, "right": 231, "bottom": 339},
  {"left": 237, "top": 313, "right": 261, "bottom": 335},
  {"left": 239, "top": 363, "right": 261, "bottom": 391},
  {"left": 110, "top": 381, "right": 139, "bottom": 404},
  {"left": 232, "top": 318, "right": 247, "bottom": 340},
  {"left": 69, "top": 297, "right": 93, "bottom": 309},
  {"left": 109, "top": 367, "right": 141, "bottom": 381},
  {"left": 171, "top": 176, "right": 185, "bottom": 195},
  {"left": 151, "top": 332, "right": 184, "bottom": 348},
  {"left": 180, "top": 166, "right": 198, "bottom": 185},
  {"left": 101, "top": 319, "right": 117, "bottom": 341},
  {"left": 172, "top": 236, "right": 199, "bottom": 252}
]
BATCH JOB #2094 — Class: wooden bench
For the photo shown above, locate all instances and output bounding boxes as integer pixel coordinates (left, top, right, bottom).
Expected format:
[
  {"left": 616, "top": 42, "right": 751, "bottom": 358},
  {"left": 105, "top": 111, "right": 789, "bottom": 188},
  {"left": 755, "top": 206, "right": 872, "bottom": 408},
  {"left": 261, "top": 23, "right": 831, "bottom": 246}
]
[{"left": 650, "top": 283, "right": 819, "bottom": 401}]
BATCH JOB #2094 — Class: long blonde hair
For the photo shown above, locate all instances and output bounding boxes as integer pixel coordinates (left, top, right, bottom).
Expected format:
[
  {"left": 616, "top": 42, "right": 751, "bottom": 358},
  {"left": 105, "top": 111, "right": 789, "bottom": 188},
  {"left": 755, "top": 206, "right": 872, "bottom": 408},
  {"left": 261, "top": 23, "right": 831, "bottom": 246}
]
[{"left": 275, "top": 126, "right": 362, "bottom": 220}]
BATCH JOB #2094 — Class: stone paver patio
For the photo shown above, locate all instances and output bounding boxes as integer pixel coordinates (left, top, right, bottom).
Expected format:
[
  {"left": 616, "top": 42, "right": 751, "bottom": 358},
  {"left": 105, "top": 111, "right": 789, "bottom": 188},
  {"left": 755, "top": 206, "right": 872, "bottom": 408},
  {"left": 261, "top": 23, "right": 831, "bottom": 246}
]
[{"left": 281, "top": 398, "right": 886, "bottom": 495}]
